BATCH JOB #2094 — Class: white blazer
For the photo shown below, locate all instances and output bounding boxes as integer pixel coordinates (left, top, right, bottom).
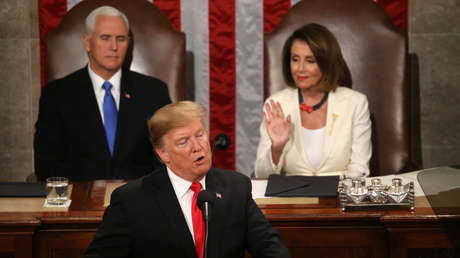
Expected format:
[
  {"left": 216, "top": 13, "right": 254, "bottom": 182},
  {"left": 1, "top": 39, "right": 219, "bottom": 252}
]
[{"left": 254, "top": 86, "right": 372, "bottom": 178}]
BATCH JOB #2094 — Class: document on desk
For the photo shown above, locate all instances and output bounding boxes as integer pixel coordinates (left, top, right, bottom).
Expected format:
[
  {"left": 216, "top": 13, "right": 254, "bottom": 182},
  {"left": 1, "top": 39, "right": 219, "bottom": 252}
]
[
  {"left": 0, "top": 182, "right": 46, "bottom": 197},
  {"left": 251, "top": 179, "right": 319, "bottom": 205},
  {"left": 104, "top": 182, "right": 127, "bottom": 207},
  {"left": 0, "top": 185, "right": 73, "bottom": 212},
  {"left": 265, "top": 174, "right": 339, "bottom": 197}
]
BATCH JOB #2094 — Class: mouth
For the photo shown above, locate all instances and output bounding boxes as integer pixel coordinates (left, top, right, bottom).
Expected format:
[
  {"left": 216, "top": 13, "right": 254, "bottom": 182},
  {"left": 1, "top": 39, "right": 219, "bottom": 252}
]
[
  {"left": 297, "top": 76, "right": 309, "bottom": 81},
  {"left": 194, "top": 155, "right": 206, "bottom": 165}
]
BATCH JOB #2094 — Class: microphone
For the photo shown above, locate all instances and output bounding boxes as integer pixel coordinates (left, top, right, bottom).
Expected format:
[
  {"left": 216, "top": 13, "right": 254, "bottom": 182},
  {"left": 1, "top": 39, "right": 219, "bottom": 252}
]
[
  {"left": 212, "top": 133, "right": 231, "bottom": 150},
  {"left": 197, "top": 190, "right": 217, "bottom": 258},
  {"left": 211, "top": 133, "right": 231, "bottom": 165},
  {"left": 197, "top": 190, "right": 216, "bottom": 221}
]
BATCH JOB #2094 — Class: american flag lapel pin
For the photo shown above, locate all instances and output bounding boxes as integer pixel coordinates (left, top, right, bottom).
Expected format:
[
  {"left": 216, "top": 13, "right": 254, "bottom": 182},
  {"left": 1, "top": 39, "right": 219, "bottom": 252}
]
[{"left": 216, "top": 192, "right": 222, "bottom": 199}]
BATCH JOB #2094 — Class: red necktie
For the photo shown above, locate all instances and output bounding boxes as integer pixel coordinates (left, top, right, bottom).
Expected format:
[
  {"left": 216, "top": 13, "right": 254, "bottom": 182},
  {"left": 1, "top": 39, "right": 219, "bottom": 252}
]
[{"left": 191, "top": 182, "right": 205, "bottom": 258}]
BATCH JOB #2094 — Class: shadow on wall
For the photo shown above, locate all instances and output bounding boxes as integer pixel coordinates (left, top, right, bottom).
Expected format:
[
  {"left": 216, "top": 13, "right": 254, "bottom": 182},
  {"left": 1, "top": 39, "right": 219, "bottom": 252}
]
[{"left": 409, "top": 53, "right": 422, "bottom": 168}]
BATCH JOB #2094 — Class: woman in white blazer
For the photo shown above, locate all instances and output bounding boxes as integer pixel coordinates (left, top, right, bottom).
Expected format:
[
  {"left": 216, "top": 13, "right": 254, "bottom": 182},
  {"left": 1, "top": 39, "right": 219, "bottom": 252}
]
[{"left": 255, "top": 23, "right": 371, "bottom": 179}]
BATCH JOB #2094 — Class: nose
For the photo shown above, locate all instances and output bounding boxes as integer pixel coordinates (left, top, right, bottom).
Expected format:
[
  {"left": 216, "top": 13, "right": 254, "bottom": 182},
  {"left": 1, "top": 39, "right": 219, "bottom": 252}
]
[
  {"left": 110, "top": 38, "right": 118, "bottom": 51},
  {"left": 299, "top": 60, "right": 307, "bottom": 72},
  {"left": 190, "top": 137, "right": 204, "bottom": 152}
]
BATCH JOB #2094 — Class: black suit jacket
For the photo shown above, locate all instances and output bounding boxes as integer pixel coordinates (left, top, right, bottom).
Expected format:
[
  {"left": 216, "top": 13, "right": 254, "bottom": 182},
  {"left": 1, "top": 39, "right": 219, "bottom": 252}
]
[
  {"left": 34, "top": 67, "right": 171, "bottom": 181},
  {"left": 84, "top": 166, "right": 291, "bottom": 258}
]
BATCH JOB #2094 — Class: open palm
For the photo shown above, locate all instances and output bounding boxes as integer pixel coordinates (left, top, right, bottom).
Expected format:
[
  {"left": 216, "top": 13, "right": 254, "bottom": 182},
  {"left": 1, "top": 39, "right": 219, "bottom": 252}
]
[{"left": 263, "top": 100, "right": 291, "bottom": 152}]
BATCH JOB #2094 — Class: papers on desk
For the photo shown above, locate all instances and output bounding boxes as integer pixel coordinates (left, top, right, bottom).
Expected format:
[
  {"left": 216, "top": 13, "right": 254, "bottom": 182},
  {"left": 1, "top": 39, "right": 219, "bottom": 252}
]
[
  {"left": 104, "top": 182, "right": 127, "bottom": 207},
  {"left": 250, "top": 171, "right": 431, "bottom": 207},
  {"left": 251, "top": 180, "right": 269, "bottom": 199},
  {"left": 265, "top": 175, "right": 339, "bottom": 197},
  {"left": 251, "top": 179, "right": 319, "bottom": 205},
  {"left": 43, "top": 199, "right": 72, "bottom": 208},
  {"left": 251, "top": 179, "right": 320, "bottom": 205},
  {"left": 0, "top": 182, "right": 46, "bottom": 197},
  {"left": 0, "top": 184, "right": 73, "bottom": 212}
]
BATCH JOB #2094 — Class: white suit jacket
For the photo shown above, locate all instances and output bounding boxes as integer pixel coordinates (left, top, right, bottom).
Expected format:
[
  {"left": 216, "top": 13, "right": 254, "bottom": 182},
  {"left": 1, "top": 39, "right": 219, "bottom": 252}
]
[{"left": 254, "top": 86, "right": 371, "bottom": 178}]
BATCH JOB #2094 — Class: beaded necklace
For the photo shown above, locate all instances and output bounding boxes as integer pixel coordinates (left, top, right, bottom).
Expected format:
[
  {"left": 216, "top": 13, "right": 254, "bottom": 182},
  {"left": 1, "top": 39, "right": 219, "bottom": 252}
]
[{"left": 298, "top": 89, "right": 329, "bottom": 113}]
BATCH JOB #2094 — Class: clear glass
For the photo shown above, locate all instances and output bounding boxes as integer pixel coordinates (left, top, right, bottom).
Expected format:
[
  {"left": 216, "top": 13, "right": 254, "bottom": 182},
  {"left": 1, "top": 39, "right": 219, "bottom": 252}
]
[{"left": 46, "top": 177, "right": 69, "bottom": 205}]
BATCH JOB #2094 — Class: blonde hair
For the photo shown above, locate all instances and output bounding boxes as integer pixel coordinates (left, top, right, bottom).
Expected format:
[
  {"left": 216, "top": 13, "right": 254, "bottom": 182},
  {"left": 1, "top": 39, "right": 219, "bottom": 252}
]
[{"left": 148, "top": 101, "right": 207, "bottom": 148}]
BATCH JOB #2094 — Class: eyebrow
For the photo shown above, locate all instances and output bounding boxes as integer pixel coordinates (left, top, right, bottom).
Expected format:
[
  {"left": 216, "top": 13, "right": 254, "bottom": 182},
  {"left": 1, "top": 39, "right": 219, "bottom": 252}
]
[{"left": 98, "top": 33, "right": 129, "bottom": 37}]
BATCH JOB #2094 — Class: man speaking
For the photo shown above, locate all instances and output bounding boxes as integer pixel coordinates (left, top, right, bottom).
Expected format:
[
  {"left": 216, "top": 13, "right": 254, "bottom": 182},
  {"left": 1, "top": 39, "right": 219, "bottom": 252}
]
[
  {"left": 84, "top": 101, "right": 291, "bottom": 258},
  {"left": 34, "top": 6, "right": 171, "bottom": 181}
]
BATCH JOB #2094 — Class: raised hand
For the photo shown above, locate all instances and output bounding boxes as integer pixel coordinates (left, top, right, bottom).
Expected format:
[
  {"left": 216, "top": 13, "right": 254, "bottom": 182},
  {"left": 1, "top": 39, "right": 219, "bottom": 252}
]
[{"left": 263, "top": 100, "right": 291, "bottom": 164}]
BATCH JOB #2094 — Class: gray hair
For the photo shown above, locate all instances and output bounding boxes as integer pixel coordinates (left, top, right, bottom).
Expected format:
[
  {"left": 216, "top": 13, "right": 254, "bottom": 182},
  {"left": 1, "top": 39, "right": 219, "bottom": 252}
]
[{"left": 85, "top": 6, "right": 129, "bottom": 35}]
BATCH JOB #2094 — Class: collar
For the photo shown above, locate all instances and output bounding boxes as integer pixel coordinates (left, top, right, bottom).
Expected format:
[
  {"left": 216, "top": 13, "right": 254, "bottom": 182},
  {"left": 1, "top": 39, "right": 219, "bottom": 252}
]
[
  {"left": 87, "top": 64, "right": 122, "bottom": 93},
  {"left": 166, "top": 167, "right": 206, "bottom": 199}
]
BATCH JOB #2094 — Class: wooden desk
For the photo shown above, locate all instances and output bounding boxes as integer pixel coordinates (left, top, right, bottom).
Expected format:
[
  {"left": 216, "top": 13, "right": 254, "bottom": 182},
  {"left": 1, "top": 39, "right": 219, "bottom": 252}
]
[{"left": 0, "top": 180, "right": 459, "bottom": 258}]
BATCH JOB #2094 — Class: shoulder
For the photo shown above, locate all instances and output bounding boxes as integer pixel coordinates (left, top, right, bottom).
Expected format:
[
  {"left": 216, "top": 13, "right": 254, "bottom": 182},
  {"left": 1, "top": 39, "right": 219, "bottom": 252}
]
[
  {"left": 115, "top": 165, "right": 170, "bottom": 196},
  {"left": 124, "top": 70, "right": 167, "bottom": 87},
  {"left": 266, "top": 87, "right": 296, "bottom": 104},
  {"left": 122, "top": 70, "right": 170, "bottom": 101},
  {"left": 209, "top": 168, "right": 250, "bottom": 187},
  {"left": 41, "top": 67, "right": 88, "bottom": 96},
  {"left": 111, "top": 177, "right": 144, "bottom": 200},
  {"left": 333, "top": 86, "right": 368, "bottom": 103}
]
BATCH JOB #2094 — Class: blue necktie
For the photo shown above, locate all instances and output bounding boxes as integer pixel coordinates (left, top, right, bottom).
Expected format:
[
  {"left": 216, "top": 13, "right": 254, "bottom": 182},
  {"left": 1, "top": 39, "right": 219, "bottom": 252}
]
[{"left": 102, "top": 81, "right": 118, "bottom": 156}]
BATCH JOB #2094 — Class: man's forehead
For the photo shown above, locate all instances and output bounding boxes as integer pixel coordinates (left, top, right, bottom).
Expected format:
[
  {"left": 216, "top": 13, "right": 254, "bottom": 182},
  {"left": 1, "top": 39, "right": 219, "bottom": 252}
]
[
  {"left": 166, "top": 122, "right": 207, "bottom": 139},
  {"left": 93, "top": 15, "right": 128, "bottom": 33}
]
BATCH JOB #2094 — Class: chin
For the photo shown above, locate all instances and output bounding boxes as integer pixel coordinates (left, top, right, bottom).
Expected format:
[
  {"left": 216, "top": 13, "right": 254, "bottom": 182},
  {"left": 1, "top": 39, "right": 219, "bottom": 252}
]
[{"left": 199, "top": 162, "right": 212, "bottom": 173}]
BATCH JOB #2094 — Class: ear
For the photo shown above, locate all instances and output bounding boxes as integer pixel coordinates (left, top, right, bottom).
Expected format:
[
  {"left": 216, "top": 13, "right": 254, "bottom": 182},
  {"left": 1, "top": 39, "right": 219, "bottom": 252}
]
[
  {"left": 155, "top": 146, "right": 170, "bottom": 164},
  {"left": 82, "top": 33, "right": 91, "bottom": 52}
]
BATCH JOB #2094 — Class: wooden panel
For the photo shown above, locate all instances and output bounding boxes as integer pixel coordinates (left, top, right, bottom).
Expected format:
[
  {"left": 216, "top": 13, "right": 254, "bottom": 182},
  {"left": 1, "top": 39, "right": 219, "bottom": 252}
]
[
  {"left": 0, "top": 181, "right": 459, "bottom": 258},
  {"left": 386, "top": 221, "right": 456, "bottom": 258},
  {"left": 277, "top": 224, "right": 387, "bottom": 258},
  {"left": 0, "top": 216, "right": 39, "bottom": 258},
  {"left": 35, "top": 231, "right": 97, "bottom": 258},
  {"left": 0, "top": 232, "right": 35, "bottom": 258}
]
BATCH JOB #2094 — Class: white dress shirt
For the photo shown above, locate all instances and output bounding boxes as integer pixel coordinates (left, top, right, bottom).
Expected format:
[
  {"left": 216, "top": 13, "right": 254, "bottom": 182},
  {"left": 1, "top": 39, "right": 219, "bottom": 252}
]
[
  {"left": 167, "top": 167, "right": 206, "bottom": 243},
  {"left": 88, "top": 65, "right": 122, "bottom": 124}
]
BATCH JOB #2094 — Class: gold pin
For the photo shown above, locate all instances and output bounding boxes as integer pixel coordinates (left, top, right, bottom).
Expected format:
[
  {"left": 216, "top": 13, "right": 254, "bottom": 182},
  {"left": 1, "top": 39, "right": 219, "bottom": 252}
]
[
  {"left": 329, "top": 113, "right": 338, "bottom": 136},
  {"left": 124, "top": 93, "right": 131, "bottom": 99}
]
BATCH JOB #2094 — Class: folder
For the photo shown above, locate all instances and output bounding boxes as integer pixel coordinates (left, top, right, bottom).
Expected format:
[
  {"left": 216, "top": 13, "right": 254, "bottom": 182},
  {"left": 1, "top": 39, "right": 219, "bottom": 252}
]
[
  {"left": 265, "top": 174, "right": 339, "bottom": 197},
  {"left": 0, "top": 182, "right": 46, "bottom": 197}
]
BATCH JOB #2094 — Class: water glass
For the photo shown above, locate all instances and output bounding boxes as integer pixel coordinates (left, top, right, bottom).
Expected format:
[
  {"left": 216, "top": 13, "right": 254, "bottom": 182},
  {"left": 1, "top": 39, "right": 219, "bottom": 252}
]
[{"left": 46, "top": 177, "right": 69, "bottom": 205}]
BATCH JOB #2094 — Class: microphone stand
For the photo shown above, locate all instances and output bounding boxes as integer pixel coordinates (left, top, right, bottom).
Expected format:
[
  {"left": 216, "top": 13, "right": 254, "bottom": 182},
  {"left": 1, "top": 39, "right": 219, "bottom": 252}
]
[
  {"left": 203, "top": 202, "right": 209, "bottom": 258},
  {"left": 198, "top": 190, "right": 216, "bottom": 258}
]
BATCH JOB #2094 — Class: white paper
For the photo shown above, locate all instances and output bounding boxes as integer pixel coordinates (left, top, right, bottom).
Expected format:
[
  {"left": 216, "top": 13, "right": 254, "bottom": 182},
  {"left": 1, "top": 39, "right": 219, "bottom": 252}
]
[
  {"left": 43, "top": 199, "right": 72, "bottom": 208},
  {"left": 251, "top": 180, "right": 269, "bottom": 199}
]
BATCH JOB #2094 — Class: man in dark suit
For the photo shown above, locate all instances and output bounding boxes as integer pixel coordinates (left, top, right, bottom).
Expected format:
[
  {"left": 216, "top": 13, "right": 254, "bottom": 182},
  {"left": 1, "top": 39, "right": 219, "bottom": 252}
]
[
  {"left": 34, "top": 6, "right": 171, "bottom": 181},
  {"left": 84, "top": 101, "right": 291, "bottom": 258}
]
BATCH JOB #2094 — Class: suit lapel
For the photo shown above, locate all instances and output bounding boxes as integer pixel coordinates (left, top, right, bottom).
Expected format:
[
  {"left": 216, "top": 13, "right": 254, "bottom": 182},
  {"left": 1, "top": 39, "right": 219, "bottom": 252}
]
[
  {"left": 319, "top": 90, "right": 343, "bottom": 168},
  {"left": 204, "top": 169, "right": 225, "bottom": 258},
  {"left": 112, "top": 70, "right": 132, "bottom": 159},
  {"left": 148, "top": 167, "right": 197, "bottom": 258},
  {"left": 76, "top": 68, "right": 112, "bottom": 157}
]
